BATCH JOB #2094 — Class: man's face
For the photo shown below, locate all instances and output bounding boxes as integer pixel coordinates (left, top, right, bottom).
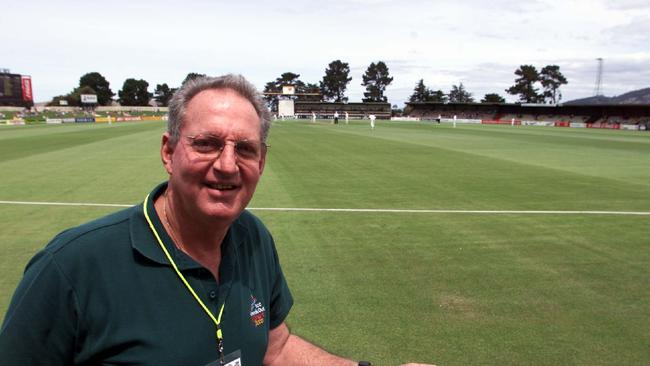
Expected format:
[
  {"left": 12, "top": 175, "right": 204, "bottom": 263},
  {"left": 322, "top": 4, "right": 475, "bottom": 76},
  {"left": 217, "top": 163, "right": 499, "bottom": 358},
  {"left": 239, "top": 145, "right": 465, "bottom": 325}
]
[{"left": 162, "top": 88, "right": 266, "bottom": 224}]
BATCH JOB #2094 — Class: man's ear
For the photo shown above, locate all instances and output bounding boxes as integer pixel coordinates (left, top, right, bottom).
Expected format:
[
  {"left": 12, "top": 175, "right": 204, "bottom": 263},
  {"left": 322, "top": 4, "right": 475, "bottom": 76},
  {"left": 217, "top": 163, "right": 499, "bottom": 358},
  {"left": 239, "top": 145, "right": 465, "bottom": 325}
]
[{"left": 161, "top": 132, "right": 175, "bottom": 175}]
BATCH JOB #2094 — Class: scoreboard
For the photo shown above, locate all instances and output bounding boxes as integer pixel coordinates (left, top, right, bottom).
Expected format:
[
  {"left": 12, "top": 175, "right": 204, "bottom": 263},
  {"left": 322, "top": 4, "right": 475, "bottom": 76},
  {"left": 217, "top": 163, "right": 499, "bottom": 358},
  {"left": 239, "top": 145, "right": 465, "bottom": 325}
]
[{"left": 0, "top": 72, "right": 33, "bottom": 107}]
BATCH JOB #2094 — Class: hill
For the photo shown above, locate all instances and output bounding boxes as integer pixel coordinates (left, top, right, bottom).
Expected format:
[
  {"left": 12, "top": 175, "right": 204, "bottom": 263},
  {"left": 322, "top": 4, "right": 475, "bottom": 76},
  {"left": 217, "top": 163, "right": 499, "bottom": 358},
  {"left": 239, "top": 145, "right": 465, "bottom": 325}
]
[{"left": 564, "top": 87, "right": 650, "bottom": 105}]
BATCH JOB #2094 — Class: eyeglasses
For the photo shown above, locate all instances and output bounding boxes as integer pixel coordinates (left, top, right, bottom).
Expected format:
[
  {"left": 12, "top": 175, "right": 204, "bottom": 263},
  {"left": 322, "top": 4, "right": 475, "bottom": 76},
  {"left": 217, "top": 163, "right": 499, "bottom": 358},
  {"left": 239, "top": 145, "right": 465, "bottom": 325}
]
[{"left": 183, "top": 134, "right": 267, "bottom": 162}]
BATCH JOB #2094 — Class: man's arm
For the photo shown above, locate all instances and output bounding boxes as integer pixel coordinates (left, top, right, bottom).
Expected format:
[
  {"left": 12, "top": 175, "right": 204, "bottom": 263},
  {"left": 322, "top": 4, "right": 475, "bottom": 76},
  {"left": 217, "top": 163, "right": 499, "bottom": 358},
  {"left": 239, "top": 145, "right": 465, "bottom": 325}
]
[
  {"left": 0, "top": 251, "right": 77, "bottom": 365},
  {"left": 263, "top": 322, "right": 356, "bottom": 366},
  {"left": 263, "top": 322, "right": 436, "bottom": 366}
]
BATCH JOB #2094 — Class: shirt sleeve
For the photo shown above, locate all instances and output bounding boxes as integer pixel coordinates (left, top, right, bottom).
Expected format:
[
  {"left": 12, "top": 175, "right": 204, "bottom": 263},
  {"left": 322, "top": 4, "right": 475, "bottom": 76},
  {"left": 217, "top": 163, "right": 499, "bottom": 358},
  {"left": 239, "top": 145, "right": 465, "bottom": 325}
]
[{"left": 0, "top": 250, "right": 79, "bottom": 365}]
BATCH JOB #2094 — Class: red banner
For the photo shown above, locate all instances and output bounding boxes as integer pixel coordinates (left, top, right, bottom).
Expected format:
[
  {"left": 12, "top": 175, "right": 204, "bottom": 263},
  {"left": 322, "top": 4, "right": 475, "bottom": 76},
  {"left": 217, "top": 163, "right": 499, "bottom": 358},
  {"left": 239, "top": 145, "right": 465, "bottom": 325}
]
[
  {"left": 21, "top": 76, "right": 33, "bottom": 101},
  {"left": 586, "top": 122, "right": 620, "bottom": 129}
]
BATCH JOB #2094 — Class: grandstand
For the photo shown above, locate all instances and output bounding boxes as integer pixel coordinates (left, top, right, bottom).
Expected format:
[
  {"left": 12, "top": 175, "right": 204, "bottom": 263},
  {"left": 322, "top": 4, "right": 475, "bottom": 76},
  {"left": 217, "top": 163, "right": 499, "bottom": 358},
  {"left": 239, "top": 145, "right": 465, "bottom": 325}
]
[
  {"left": 294, "top": 101, "right": 391, "bottom": 120},
  {"left": 405, "top": 102, "right": 650, "bottom": 130}
]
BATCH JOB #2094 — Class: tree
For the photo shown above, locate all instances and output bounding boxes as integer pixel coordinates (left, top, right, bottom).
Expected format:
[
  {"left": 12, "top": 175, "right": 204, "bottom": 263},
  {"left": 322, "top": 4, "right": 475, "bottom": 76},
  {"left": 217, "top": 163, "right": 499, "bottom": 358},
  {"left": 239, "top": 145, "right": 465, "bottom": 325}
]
[
  {"left": 297, "top": 83, "right": 321, "bottom": 102},
  {"left": 119, "top": 78, "right": 152, "bottom": 106},
  {"left": 429, "top": 89, "right": 447, "bottom": 103},
  {"left": 481, "top": 93, "right": 506, "bottom": 103},
  {"left": 320, "top": 60, "right": 352, "bottom": 102},
  {"left": 262, "top": 81, "right": 280, "bottom": 112},
  {"left": 391, "top": 104, "right": 403, "bottom": 117},
  {"left": 182, "top": 72, "right": 206, "bottom": 85},
  {"left": 408, "top": 80, "right": 447, "bottom": 103},
  {"left": 361, "top": 61, "right": 393, "bottom": 102},
  {"left": 71, "top": 85, "right": 97, "bottom": 106},
  {"left": 79, "top": 72, "right": 114, "bottom": 105},
  {"left": 506, "top": 65, "right": 543, "bottom": 103},
  {"left": 275, "top": 72, "right": 304, "bottom": 88},
  {"left": 47, "top": 95, "right": 70, "bottom": 107},
  {"left": 154, "top": 83, "right": 176, "bottom": 107},
  {"left": 539, "top": 65, "right": 567, "bottom": 104},
  {"left": 48, "top": 85, "right": 96, "bottom": 107},
  {"left": 263, "top": 72, "right": 309, "bottom": 111},
  {"left": 448, "top": 83, "right": 474, "bottom": 103},
  {"left": 408, "top": 79, "right": 431, "bottom": 103}
]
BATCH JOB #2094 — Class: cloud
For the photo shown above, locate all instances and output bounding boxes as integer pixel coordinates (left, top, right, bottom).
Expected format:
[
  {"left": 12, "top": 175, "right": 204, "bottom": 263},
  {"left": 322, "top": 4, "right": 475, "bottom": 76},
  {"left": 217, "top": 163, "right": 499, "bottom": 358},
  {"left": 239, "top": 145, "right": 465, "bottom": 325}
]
[
  {"left": 603, "top": 16, "right": 650, "bottom": 45},
  {"left": 605, "top": 0, "right": 650, "bottom": 10},
  {"left": 382, "top": 54, "right": 650, "bottom": 106},
  {"left": 9, "top": 0, "right": 650, "bottom": 107},
  {"left": 540, "top": 56, "right": 650, "bottom": 100}
]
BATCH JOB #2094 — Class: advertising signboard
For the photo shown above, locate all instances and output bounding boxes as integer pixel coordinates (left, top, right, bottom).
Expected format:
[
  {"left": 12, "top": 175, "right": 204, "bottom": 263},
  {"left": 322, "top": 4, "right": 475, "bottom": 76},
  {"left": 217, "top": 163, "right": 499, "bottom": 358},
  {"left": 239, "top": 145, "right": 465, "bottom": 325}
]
[{"left": 81, "top": 94, "right": 98, "bottom": 104}]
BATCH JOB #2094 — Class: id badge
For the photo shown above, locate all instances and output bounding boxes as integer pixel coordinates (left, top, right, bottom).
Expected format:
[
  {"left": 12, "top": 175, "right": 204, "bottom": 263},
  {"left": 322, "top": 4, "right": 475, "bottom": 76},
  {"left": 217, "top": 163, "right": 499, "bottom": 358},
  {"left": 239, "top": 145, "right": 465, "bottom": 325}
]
[{"left": 204, "top": 350, "right": 242, "bottom": 366}]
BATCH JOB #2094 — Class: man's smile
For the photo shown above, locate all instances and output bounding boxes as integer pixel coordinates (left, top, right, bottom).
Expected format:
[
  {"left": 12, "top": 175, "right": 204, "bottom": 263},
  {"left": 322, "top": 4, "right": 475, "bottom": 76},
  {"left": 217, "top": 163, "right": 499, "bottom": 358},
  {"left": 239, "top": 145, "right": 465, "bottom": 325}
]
[{"left": 205, "top": 182, "right": 238, "bottom": 191}]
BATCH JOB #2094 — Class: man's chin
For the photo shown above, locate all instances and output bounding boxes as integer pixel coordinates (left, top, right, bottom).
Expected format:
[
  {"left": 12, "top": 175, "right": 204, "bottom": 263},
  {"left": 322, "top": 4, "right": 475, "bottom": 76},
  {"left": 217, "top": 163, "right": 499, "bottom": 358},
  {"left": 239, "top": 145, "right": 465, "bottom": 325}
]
[
  {"left": 196, "top": 189, "right": 252, "bottom": 220},
  {"left": 202, "top": 202, "right": 245, "bottom": 221}
]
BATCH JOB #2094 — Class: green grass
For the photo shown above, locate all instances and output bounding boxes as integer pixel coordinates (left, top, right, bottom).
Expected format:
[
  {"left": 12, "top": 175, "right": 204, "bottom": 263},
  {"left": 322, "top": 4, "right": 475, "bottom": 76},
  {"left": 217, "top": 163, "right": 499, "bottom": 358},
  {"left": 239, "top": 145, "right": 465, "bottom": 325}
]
[{"left": 1, "top": 120, "right": 649, "bottom": 365}]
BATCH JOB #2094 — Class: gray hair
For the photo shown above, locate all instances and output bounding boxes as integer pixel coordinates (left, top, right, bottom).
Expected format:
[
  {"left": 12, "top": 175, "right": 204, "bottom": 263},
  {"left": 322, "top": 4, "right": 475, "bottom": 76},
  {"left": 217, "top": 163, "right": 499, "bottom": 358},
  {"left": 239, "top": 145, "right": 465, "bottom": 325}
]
[{"left": 167, "top": 74, "right": 272, "bottom": 144}]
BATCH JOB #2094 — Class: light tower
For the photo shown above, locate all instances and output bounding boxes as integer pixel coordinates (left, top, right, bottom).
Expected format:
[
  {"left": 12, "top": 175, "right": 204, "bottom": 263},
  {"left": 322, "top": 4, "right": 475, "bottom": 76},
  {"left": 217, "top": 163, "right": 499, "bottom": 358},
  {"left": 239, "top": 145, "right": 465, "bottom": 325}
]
[{"left": 593, "top": 58, "right": 603, "bottom": 96}]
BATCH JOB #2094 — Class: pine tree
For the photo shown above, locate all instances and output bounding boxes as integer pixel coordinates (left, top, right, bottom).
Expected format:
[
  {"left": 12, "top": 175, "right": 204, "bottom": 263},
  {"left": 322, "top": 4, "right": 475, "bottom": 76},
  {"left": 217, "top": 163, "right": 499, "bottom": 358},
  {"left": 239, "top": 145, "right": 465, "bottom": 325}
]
[
  {"left": 320, "top": 60, "right": 352, "bottom": 102},
  {"left": 361, "top": 61, "right": 393, "bottom": 102}
]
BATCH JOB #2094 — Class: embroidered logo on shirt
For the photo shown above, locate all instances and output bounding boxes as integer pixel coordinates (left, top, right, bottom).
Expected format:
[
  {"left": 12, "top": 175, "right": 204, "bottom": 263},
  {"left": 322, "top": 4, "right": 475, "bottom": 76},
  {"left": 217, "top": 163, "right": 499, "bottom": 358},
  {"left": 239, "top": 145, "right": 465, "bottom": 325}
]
[{"left": 249, "top": 295, "right": 266, "bottom": 327}]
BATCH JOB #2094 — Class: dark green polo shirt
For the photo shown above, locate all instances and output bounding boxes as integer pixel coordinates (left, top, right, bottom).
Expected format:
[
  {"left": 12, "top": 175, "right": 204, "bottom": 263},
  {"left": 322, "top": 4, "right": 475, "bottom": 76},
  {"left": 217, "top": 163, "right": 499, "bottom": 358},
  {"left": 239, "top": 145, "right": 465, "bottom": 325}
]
[{"left": 0, "top": 183, "right": 293, "bottom": 366}]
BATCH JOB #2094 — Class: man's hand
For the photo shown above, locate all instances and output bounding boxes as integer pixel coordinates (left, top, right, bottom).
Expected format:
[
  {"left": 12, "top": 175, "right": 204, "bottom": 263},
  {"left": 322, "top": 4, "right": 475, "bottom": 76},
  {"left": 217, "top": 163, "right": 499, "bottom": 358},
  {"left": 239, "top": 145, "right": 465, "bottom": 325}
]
[
  {"left": 265, "top": 321, "right": 436, "bottom": 366},
  {"left": 264, "top": 322, "right": 356, "bottom": 366}
]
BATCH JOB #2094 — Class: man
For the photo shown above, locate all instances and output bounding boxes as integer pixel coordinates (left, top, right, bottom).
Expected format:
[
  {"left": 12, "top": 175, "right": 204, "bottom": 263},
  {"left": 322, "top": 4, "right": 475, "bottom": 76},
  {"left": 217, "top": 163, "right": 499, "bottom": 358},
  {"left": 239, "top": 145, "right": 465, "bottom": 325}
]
[
  {"left": 369, "top": 114, "right": 376, "bottom": 130},
  {"left": 0, "top": 75, "right": 432, "bottom": 366},
  {"left": 333, "top": 110, "right": 339, "bottom": 124}
]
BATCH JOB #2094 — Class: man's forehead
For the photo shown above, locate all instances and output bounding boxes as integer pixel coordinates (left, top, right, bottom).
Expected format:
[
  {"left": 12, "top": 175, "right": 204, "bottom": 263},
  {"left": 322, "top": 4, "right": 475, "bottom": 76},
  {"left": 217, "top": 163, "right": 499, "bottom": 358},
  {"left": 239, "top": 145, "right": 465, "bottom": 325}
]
[
  {"left": 189, "top": 88, "right": 253, "bottom": 110},
  {"left": 182, "top": 88, "right": 261, "bottom": 136}
]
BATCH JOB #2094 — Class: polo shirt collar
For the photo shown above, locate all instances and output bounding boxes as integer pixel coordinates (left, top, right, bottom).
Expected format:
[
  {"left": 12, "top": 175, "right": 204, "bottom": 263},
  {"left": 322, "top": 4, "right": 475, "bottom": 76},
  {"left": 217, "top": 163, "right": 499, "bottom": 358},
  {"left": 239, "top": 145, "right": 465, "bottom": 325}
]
[{"left": 130, "top": 182, "right": 246, "bottom": 271}]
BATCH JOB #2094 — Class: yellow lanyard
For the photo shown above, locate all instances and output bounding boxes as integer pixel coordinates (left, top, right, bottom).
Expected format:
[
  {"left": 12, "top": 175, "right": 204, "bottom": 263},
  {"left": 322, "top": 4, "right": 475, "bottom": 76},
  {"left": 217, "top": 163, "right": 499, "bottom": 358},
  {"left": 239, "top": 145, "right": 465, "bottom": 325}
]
[{"left": 143, "top": 194, "right": 227, "bottom": 362}]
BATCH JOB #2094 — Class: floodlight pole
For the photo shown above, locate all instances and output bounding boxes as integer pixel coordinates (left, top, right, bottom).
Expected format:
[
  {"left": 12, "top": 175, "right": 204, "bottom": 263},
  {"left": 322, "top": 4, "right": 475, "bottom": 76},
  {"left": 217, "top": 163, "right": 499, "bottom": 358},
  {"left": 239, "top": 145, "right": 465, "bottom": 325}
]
[{"left": 593, "top": 58, "right": 603, "bottom": 97}]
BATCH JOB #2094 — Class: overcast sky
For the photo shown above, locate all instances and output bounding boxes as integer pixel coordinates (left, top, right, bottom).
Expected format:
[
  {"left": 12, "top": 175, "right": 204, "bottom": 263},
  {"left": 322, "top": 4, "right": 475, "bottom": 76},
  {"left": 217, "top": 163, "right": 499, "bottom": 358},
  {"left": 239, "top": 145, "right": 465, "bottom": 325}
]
[{"left": 3, "top": 0, "right": 650, "bottom": 106}]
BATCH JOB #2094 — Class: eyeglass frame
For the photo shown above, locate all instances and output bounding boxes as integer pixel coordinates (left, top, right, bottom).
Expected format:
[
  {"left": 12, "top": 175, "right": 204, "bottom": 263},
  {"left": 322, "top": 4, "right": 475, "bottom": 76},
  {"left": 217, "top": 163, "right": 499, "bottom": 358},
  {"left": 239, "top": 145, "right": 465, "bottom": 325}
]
[{"left": 181, "top": 133, "right": 268, "bottom": 162}]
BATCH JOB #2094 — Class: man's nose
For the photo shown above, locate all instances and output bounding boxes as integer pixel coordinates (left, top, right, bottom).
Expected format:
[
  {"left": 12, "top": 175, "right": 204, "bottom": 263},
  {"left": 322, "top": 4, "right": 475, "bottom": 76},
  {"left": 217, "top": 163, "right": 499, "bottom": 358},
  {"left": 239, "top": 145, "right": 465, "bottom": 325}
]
[{"left": 213, "top": 142, "right": 238, "bottom": 173}]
